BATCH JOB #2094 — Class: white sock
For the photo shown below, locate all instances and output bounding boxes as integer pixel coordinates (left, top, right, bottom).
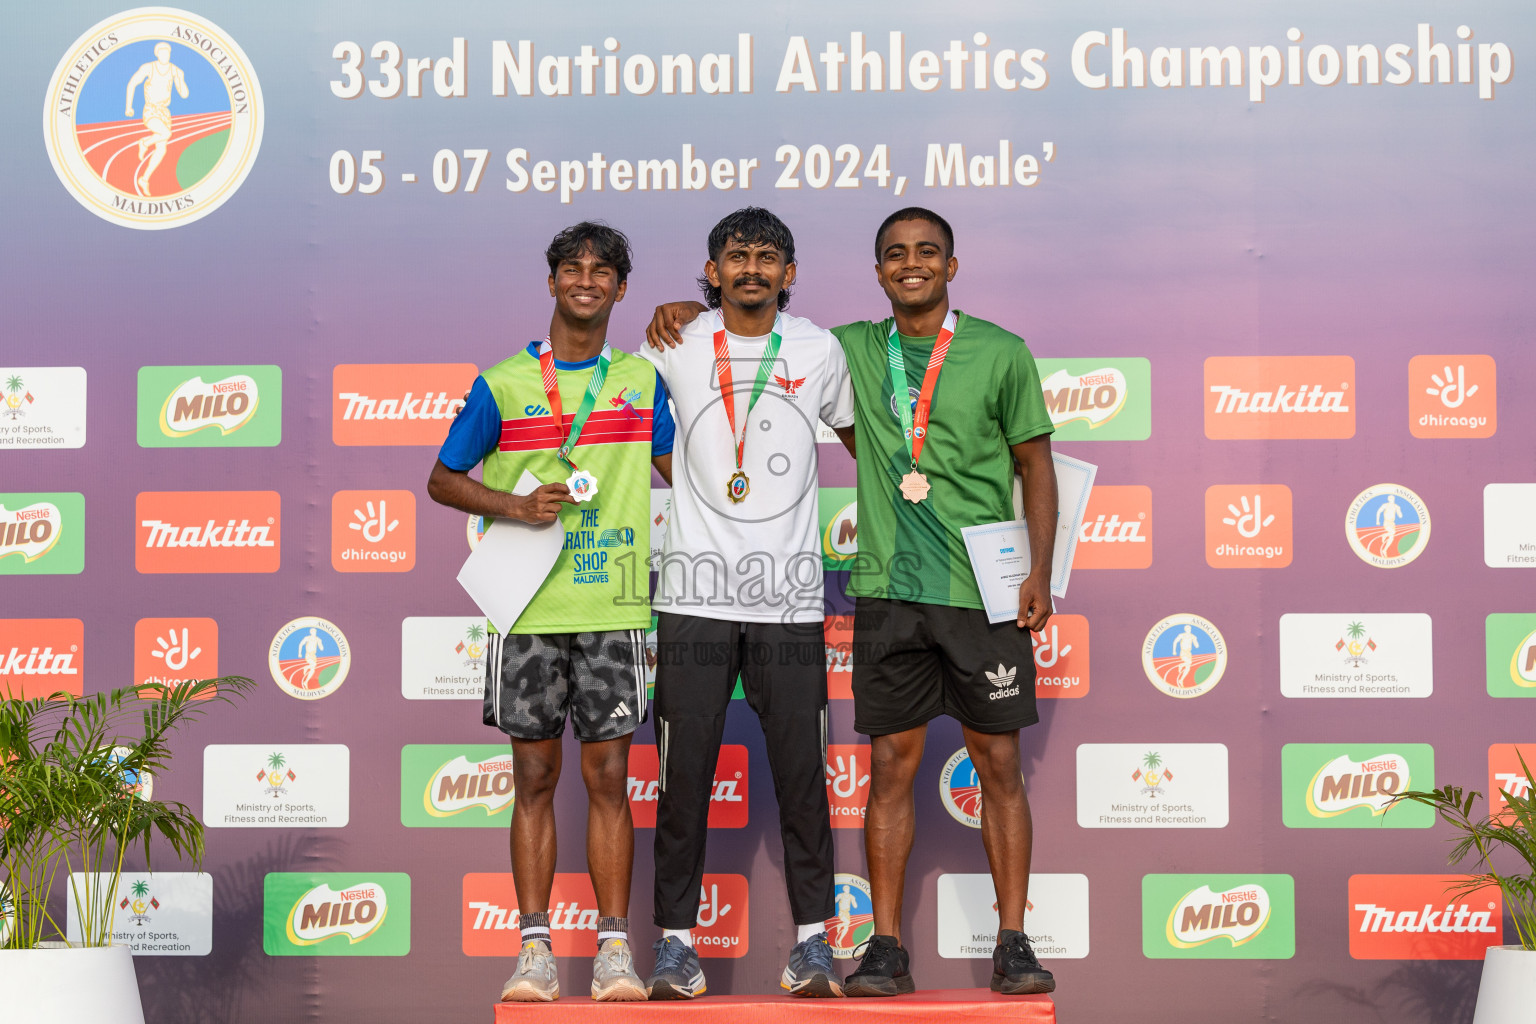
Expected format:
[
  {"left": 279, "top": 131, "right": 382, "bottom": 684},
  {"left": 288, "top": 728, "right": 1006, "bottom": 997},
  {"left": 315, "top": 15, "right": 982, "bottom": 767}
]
[
  {"left": 663, "top": 928, "right": 693, "bottom": 946},
  {"left": 520, "top": 926, "right": 551, "bottom": 946},
  {"left": 797, "top": 922, "right": 825, "bottom": 944}
]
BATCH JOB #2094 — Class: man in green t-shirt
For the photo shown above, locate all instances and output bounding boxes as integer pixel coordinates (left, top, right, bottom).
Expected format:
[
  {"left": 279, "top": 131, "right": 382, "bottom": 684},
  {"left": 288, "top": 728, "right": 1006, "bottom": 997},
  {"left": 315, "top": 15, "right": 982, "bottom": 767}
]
[
  {"left": 646, "top": 207, "right": 1059, "bottom": 999},
  {"left": 430, "top": 222, "right": 674, "bottom": 1004}
]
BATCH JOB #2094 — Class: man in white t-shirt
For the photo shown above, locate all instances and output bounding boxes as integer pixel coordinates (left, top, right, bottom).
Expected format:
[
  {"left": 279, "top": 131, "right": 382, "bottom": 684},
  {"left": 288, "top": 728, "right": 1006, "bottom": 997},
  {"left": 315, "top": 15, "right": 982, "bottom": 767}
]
[{"left": 640, "top": 208, "right": 855, "bottom": 1000}]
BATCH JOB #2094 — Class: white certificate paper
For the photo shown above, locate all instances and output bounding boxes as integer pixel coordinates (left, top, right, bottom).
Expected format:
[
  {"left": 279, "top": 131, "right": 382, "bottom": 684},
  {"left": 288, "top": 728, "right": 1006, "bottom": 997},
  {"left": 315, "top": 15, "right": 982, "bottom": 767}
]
[
  {"left": 964, "top": 453, "right": 1098, "bottom": 622},
  {"left": 456, "top": 470, "right": 564, "bottom": 633}
]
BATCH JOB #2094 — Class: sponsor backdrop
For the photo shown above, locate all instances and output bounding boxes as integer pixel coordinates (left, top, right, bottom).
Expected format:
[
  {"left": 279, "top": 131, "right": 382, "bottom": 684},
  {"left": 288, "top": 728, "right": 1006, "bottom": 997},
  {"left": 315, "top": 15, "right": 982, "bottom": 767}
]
[{"left": 2, "top": 2, "right": 1533, "bottom": 1022}]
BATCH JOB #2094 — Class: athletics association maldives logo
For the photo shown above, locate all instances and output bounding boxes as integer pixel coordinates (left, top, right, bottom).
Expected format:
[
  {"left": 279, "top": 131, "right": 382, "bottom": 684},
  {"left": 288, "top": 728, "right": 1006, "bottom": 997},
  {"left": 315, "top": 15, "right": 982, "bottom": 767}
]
[
  {"left": 1143, "top": 614, "right": 1227, "bottom": 699},
  {"left": 43, "top": 9, "right": 263, "bottom": 229},
  {"left": 824, "top": 873, "right": 874, "bottom": 959},
  {"left": 268, "top": 617, "right": 351, "bottom": 700},
  {"left": 1346, "top": 484, "right": 1431, "bottom": 569},
  {"left": 940, "top": 748, "right": 984, "bottom": 828}
]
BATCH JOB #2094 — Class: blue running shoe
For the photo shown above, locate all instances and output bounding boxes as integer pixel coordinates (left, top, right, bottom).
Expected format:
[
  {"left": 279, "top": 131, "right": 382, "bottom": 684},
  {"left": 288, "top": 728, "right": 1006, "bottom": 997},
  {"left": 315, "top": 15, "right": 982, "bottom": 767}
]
[
  {"left": 647, "top": 936, "right": 706, "bottom": 1000},
  {"left": 781, "top": 931, "right": 842, "bottom": 997}
]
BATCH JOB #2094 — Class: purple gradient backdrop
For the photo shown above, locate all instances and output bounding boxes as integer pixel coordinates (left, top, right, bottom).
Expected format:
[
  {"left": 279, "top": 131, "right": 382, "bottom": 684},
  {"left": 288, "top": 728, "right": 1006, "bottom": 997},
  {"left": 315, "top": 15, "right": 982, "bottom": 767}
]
[{"left": 4, "top": 2, "right": 1534, "bottom": 1021}]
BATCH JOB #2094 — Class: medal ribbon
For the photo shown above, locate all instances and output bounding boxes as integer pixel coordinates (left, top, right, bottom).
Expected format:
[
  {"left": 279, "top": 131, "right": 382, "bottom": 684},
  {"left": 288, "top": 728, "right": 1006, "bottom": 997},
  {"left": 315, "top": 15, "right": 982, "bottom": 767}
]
[
  {"left": 712, "top": 315, "right": 783, "bottom": 470},
  {"left": 887, "top": 309, "right": 958, "bottom": 471},
  {"left": 537, "top": 340, "right": 611, "bottom": 471}
]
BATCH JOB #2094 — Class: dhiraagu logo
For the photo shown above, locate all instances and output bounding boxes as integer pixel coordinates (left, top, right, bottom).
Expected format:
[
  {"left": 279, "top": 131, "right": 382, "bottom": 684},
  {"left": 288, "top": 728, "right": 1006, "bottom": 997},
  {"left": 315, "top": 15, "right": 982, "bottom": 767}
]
[
  {"left": 138, "top": 365, "right": 281, "bottom": 447},
  {"left": 1281, "top": 743, "right": 1435, "bottom": 829},
  {"left": 264, "top": 873, "right": 409, "bottom": 956},
  {"left": 400, "top": 745, "right": 515, "bottom": 828},
  {"left": 1487, "top": 614, "right": 1536, "bottom": 698},
  {"left": 1143, "top": 874, "right": 1294, "bottom": 959},
  {"left": 1036, "top": 358, "right": 1151, "bottom": 441}
]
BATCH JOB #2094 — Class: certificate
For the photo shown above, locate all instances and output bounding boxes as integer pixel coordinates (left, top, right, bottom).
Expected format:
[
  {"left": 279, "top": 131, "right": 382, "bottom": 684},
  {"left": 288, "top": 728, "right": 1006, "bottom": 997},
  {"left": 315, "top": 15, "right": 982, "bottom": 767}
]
[
  {"left": 963, "top": 453, "right": 1098, "bottom": 623},
  {"left": 456, "top": 470, "right": 564, "bottom": 634}
]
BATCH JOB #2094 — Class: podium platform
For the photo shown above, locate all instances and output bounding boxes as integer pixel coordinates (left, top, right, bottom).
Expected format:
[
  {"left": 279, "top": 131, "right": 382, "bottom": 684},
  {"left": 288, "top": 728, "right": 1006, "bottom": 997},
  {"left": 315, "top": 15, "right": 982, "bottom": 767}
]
[{"left": 492, "top": 989, "right": 1055, "bottom": 1022}]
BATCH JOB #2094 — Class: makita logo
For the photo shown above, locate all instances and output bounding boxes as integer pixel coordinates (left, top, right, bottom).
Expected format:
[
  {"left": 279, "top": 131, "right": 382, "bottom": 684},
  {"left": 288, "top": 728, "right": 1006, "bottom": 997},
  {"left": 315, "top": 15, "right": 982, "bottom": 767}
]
[
  {"left": 141, "top": 519, "right": 275, "bottom": 548},
  {"left": 1, "top": 646, "right": 77, "bottom": 675},
  {"left": 627, "top": 778, "right": 744, "bottom": 804},
  {"left": 136, "top": 492, "right": 282, "bottom": 574},
  {"left": 1169, "top": 884, "right": 1271, "bottom": 948},
  {"left": 161, "top": 375, "right": 259, "bottom": 436},
  {"left": 332, "top": 364, "right": 478, "bottom": 446},
  {"left": 1348, "top": 875, "right": 1503, "bottom": 959},
  {"left": 1204, "top": 356, "right": 1356, "bottom": 439},
  {"left": 1208, "top": 384, "right": 1349, "bottom": 415},
  {"left": 336, "top": 392, "right": 462, "bottom": 422},
  {"left": 1354, "top": 903, "right": 1498, "bottom": 934},
  {"left": 1042, "top": 367, "right": 1126, "bottom": 428},
  {"left": 1079, "top": 514, "right": 1146, "bottom": 544}
]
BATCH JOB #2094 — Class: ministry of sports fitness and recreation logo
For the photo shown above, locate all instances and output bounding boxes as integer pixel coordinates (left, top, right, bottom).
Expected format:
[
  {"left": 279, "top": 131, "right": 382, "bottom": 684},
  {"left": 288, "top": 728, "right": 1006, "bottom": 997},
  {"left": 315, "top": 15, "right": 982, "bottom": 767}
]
[
  {"left": 43, "top": 9, "right": 263, "bottom": 229},
  {"left": 0, "top": 368, "right": 87, "bottom": 449},
  {"left": 268, "top": 617, "right": 351, "bottom": 700},
  {"left": 939, "top": 748, "right": 983, "bottom": 828},
  {"left": 824, "top": 873, "right": 874, "bottom": 959},
  {"left": 1346, "top": 483, "right": 1431, "bottom": 569},
  {"left": 1142, "top": 614, "right": 1227, "bottom": 699}
]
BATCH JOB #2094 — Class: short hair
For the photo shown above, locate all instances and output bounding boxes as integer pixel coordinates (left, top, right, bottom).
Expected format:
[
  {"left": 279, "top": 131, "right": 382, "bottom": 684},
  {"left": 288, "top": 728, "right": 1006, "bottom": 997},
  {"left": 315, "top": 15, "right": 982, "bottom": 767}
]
[
  {"left": 545, "top": 221, "right": 632, "bottom": 284},
  {"left": 874, "top": 207, "right": 955, "bottom": 260},
  {"left": 697, "top": 207, "right": 796, "bottom": 311}
]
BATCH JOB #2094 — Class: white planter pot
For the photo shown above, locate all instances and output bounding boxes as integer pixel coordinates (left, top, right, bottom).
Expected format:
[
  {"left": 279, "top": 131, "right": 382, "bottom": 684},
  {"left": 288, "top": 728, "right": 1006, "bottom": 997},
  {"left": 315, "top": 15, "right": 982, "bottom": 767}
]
[
  {"left": 1473, "top": 944, "right": 1536, "bottom": 1024},
  {"left": 0, "top": 944, "right": 145, "bottom": 1024}
]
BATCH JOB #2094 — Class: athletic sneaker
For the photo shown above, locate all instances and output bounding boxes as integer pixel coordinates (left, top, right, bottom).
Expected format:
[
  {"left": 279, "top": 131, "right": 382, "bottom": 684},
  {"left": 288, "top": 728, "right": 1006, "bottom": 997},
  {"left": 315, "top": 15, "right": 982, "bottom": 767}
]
[
  {"left": 591, "top": 937, "right": 647, "bottom": 1001},
  {"left": 781, "top": 931, "right": 842, "bottom": 997},
  {"left": 991, "top": 930, "right": 1056, "bottom": 995},
  {"left": 842, "top": 934, "right": 915, "bottom": 997},
  {"left": 500, "top": 939, "right": 559, "bottom": 1002},
  {"left": 647, "top": 936, "right": 706, "bottom": 999}
]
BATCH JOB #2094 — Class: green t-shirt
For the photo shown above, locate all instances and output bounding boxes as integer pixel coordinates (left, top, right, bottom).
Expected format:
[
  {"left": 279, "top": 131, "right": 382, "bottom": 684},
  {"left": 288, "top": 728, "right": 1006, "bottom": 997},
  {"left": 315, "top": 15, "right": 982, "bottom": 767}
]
[{"left": 832, "top": 312, "right": 1054, "bottom": 609}]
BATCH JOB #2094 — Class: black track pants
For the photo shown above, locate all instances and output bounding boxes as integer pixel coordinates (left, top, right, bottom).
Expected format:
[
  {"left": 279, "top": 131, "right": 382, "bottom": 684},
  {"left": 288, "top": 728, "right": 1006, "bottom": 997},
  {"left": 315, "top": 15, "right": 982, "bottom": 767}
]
[{"left": 651, "top": 612, "right": 835, "bottom": 929}]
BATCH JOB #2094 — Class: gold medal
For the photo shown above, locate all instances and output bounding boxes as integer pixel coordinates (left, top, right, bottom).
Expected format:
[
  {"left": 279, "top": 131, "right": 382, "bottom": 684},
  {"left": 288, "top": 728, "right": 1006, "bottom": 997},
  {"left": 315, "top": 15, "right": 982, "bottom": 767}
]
[
  {"left": 727, "top": 470, "right": 751, "bottom": 504},
  {"left": 899, "top": 471, "right": 930, "bottom": 503}
]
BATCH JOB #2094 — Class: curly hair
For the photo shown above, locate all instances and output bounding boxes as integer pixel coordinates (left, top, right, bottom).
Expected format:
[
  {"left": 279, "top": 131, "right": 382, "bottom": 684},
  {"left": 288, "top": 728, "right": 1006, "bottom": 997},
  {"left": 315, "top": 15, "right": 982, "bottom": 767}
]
[
  {"left": 696, "top": 207, "right": 795, "bottom": 311},
  {"left": 545, "top": 221, "right": 633, "bottom": 283}
]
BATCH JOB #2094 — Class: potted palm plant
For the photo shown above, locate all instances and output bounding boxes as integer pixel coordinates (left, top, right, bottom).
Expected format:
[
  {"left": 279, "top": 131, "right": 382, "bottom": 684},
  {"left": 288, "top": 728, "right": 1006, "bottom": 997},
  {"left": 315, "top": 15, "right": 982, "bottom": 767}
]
[
  {"left": 1393, "top": 751, "right": 1536, "bottom": 1024},
  {"left": 0, "top": 677, "right": 253, "bottom": 1023}
]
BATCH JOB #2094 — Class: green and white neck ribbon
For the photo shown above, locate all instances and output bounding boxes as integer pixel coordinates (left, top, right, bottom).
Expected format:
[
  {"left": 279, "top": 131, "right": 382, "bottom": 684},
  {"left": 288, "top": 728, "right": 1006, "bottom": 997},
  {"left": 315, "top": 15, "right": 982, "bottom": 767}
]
[
  {"left": 886, "top": 309, "right": 958, "bottom": 472},
  {"left": 538, "top": 340, "right": 611, "bottom": 471}
]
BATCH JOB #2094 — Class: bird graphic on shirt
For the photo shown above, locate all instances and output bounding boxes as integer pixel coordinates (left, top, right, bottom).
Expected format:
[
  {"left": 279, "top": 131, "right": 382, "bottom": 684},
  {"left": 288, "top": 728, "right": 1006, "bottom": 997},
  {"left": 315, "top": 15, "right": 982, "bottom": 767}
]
[{"left": 774, "top": 375, "right": 806, "bottom": 394}]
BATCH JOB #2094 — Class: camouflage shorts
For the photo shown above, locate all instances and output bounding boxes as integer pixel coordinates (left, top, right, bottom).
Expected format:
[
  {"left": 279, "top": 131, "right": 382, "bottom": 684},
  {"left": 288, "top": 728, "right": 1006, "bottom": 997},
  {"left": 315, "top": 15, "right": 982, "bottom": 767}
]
[{"left": 483, "top": 629, "right": 647, "bottom": 742}]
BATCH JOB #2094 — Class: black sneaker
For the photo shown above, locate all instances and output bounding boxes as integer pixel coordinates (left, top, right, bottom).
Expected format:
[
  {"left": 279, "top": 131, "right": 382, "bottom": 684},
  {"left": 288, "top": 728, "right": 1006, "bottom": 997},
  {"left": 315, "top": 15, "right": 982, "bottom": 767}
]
[
  {"left": 843, "top": 934, "right": 915, "bottom": 997},
  {"left": 991, "top": 930, "right": 1055, "bottom": 995}
]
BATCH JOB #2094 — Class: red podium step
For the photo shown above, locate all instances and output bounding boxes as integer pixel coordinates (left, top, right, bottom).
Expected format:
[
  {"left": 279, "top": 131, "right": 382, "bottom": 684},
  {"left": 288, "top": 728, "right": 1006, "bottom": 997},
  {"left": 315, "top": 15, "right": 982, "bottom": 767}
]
[{"left": 492, "top": 989, "right": 1055, "bottom": 1022}]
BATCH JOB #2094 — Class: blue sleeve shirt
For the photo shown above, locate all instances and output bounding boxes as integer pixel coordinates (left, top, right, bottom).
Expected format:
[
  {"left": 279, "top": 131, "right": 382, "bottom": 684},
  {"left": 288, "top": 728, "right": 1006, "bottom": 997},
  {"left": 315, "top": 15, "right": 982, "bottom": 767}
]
[{"left": 436, "top": 352, "right": 674, "bottom": 472}]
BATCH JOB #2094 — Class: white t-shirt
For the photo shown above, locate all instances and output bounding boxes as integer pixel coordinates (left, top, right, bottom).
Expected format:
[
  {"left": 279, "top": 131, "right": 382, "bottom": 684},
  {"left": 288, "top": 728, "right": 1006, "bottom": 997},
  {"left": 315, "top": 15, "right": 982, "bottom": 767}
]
[{"left": 641, "top": 311, "right": 855, "bottom": 624}]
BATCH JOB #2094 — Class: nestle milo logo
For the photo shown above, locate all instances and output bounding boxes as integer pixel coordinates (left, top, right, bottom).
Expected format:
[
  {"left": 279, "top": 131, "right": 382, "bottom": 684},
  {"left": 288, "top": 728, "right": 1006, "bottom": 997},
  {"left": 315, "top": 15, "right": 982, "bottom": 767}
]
[
  {"left": 138, "top": 365, "right": 281, "bottom": 448},
  {"left": 263, "top": 872, "right": 410, "bottom": 956},
  {"left": 1036, "top": 358, "right": 1150, "bottom": 441},
  {"left": 1282, "top": 744, "right": 1435, "bottom": 829},
  {"left": 1143, "top": 873, "right": 1294, "bottom": 959},
  {"left": 401, "top": 745, "right": 515, "bottom": 828}
]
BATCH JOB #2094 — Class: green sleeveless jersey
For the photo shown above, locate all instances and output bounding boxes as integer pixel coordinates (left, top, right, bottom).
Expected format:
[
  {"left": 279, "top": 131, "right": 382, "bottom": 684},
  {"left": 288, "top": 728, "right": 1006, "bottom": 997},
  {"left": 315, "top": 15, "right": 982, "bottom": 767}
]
[{"left": 481, "top": 347, "right": 655, "bottom": 633}]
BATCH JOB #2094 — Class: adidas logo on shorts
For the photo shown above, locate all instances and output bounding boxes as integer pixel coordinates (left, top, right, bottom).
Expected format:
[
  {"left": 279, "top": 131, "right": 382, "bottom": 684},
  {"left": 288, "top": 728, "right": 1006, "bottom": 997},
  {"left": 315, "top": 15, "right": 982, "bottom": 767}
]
[
  {"left": 985, "top": 663, "right": 1021, "bottom": 700},
  {"left": 610, "top": 701, "right": 631, "bottom": 719}
]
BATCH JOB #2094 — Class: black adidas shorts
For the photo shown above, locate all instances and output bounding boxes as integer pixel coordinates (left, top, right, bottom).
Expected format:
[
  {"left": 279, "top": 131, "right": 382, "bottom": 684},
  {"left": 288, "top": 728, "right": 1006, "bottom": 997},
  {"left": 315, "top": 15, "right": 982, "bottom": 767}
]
[
  {"left": 851, "top": 597, "right": 1039, "bottom": 736},
  {"left": 483, "top": 629, "right": 647, "bottom": 742}
]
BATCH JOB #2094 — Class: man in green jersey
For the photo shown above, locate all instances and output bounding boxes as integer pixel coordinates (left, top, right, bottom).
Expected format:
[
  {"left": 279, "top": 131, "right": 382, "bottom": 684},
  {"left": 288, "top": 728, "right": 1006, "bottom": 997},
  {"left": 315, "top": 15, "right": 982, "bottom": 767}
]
[
  {"left": 646, "top": 207, "right": 1059, "bottom": 998},
  {"left": 430, "top": 222, "right": 675, "bottom": 1003}
]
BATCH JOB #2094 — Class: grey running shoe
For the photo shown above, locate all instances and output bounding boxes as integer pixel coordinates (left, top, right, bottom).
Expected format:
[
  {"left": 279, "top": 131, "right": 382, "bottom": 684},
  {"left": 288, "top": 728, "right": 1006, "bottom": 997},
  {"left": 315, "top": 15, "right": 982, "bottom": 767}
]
[
  {"left": 647, "top": 936, "right": 706, "bottom": 999},
  {"left": 500, "top": 939, "right": 559, "bottom": 1002},
  {"left": 591, "top": 937, "right": 647, "bottom": 1001},
  {"left": 991, "top": 930, "right": 1055, "bottom": 995},
  {"left": 843, "top": 934, "right": 916, "bottom": 997},
  {"left": 781, "top": 931, "right": 843, "bottom": 997}
]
